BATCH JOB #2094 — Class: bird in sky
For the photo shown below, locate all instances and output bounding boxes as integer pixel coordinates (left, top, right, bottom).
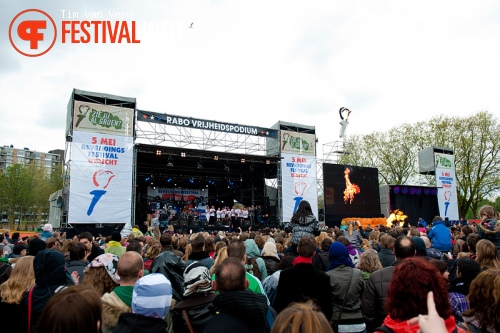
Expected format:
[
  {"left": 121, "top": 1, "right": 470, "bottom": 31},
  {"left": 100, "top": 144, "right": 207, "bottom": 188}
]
[{"left": 189, "top": 22, "right": 193, "bottom": 28}]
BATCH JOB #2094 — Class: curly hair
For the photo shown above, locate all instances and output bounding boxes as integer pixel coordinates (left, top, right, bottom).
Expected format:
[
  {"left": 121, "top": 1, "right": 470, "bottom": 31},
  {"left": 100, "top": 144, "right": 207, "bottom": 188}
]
[
  {"left": 82, "top": 266, "right": 117, "bottom": 296},
  {"left": 463, "top": 268, "right": 500, "bottom": 332},
  {"left": 386, "top": 257, "right": 452, "bottom": 321},
  {"left": 271, "top": 300, "right": 333, "bottom": 333},
  {"left": 145, "top": 241, "right": 162, "bottom": 260},
  {"left": 357, "top": 249, "right": 382, "bottom": 273},
  {"left": 476, "top": 239, "right": 500, "bottom": 270}
]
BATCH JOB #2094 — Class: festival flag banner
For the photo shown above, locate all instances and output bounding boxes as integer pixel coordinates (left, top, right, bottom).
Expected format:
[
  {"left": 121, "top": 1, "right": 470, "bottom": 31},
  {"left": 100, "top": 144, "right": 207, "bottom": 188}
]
[
  {"left": 73, "top": 101, "right": 134, "bottom": 136},
  {"left": 147, "top": 187, "right": 208, "bottom": 202},
  {"left": 435, "top": 153, "right": 459, "bottom": 220},
  {"left": 68, "top": 130, "right": 134, "bottom": 223},
  {"left": 280, "top": 130, "right": 316, "bottom": 156},
  {"left": 281, "top": 153, "right": 318, "bottom": 222}
]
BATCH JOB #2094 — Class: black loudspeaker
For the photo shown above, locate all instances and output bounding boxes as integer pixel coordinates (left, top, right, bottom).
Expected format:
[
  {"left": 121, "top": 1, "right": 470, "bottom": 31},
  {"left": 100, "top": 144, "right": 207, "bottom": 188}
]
[
  {"left": 190, "top": 220, "right": 200, "bottom": 227},
  {"left": 215, "top": 220, "right": 222, "bottom": 227},
  {"left": 244, "top": 219, "right": 251, "bottom": 227},
  {"left": 179, "top": 220, "right": 188, "bottom": 227},
  {"left": 200, "top": 220, "right": 208, "bottom": 227},
  {"left": 169, "top": 220, "right": 179, "bottom": 227}
]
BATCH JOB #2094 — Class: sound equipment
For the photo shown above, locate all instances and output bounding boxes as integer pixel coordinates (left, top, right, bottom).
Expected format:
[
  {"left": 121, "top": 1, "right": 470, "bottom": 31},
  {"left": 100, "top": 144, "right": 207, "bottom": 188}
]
[
  {"left": 190, "top": 220, "right": 200, "bottom": 227},
  {"left": 215, "top": 220, "right": 222, "bottom": 227},
  {"left": 179, "top": 220, "right": 188, "bottom": 227},
  {"left": 200, "top": 220, "right": 208, "bottom": 227},
  {"left": 169, "top": 220, "right": 179, "bottom": 227}
]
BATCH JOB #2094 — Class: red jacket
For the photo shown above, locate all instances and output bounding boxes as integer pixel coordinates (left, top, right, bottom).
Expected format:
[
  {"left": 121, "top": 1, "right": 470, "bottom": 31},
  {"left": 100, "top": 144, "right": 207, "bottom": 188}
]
[{"left": 376, "top": 314, "right": 466, "bottom": 333}]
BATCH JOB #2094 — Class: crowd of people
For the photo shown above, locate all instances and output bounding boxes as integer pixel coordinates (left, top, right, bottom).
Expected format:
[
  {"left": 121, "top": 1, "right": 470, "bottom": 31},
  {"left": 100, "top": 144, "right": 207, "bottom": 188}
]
[{"left": 0, "top": 201, "right": 499, "bottom": 333}]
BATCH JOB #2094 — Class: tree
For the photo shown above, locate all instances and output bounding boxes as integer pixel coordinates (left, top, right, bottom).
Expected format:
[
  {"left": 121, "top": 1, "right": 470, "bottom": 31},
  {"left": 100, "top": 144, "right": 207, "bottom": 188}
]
[{"left": 0, "top": 164, "right": 35, "bottom": 229}]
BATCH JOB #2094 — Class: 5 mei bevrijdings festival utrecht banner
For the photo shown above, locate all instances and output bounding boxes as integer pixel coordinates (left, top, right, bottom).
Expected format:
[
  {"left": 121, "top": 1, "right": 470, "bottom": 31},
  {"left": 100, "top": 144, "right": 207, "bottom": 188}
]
[
  {"left": 280, "top": 130, "right": 318, "bottom": 222},
  {"left": 435, "top": 153, "right": 459, "bottom": 220},
  {"left": 68, "top": 101, "right": 134, "bottom": 224}
]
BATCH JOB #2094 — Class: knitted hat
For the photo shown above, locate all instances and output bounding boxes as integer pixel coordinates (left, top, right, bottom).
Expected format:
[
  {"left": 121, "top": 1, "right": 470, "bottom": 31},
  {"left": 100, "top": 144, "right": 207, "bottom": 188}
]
[
  {"left": 132, "top": 273, "right": 172, "bottom": 318},
  {"left": 183, "top": 262, "right": 212, "bottom": 296},
  {"left": 261, "top": 242, "right": 279, "bottom": 259},
  {"left": 85, "top": 253, "right": 120, "bottom": 284},
  {"left": 43, "top": 224, "right": 53, "bottom": 232}
]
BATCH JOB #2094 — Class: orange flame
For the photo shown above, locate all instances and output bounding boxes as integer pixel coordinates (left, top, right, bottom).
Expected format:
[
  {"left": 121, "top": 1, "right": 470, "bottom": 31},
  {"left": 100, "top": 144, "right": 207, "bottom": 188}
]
[{"left": 343, "top": 168, "right": 360, "bottom": 204}]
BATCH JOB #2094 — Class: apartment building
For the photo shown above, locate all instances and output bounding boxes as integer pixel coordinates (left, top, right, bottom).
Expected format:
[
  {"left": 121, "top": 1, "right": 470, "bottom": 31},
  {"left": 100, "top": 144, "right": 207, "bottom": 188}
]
[{"left": 0, "top": 145, "right": 63, "bottom": 174}]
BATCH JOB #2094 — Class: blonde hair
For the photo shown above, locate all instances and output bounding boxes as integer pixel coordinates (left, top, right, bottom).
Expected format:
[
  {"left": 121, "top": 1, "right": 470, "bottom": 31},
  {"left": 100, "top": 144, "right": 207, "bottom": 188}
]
[
  {"left": 270, "top": 300, "right": 333, "bottom": 333},
  {"left": 210, "top": 247, "right": 228, "bottom": 275},
  {"left": 182, "top": 243, "right": 192, "bottom": 262},
  {"left": 357, "top": 249, "right": 383, "bottom": 273},
  {"left": 347, "top": 220, "right": 354, "bottom": 236},
  {"left": 0, "top": 256, "right": 35, "bottom": 304},
  {"left": 145, "top": 241, "right": 162, "bottom": 260}
]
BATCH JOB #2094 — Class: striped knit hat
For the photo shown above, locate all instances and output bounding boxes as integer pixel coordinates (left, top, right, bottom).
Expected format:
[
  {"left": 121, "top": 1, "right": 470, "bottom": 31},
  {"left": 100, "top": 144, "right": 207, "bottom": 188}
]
[
  {"left": 183, "top": 262, "right": 212, "bottom": 296},
  {"left": 132, "top": 273, "right": 172, "bottom": 318}
]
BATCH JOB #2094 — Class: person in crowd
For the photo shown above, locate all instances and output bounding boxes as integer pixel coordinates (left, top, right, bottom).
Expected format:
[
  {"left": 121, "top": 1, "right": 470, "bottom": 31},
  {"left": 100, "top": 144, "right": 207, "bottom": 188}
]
[
  {"left": 412, "top": 236, "right": 432, "bottom": 260},
  {"left": 428, "top": 216, "right": 452, "bottom": 253},
  {"left": 270, "top": 300, "right": 334, "bottom": 333},
  {"left": 143, "top": 241, "right": 161, "bottom": 271},
  {"left": 453, "top": 226, "right": 473, "bottom": 257},
  {"left": 244, "top": 238, "right": 268, "bottom": 280},
  {"left": 262, "top": 256, "right": 294, "bottom": 308},
  {"left": 113, "top": 273, "right": 172, "bottom": 333},
  {"left": 185, "top": 233, "right": 214, "bottom": 269},
  {"left": 274, "top": 236, "right": 333, "bottom": 320},
  {"left": 430, "top": 259, "right": 450, "bottom": 280},
  {"left": 126, "top": 239, "right": 144, "bottom": 256},
  {"left": 448, "top": 257, "right": 481, "bottom": 323},
  {"left": 458, "top": 268, "right": 500, "bottom": 333},
  {"left": 475, "top": 239, "right": 500, "bottom": 270},
  {"left": 78, "top": 232, "right": 104, "bottom": 262},
  {"left": 284, "top": 200, "right": 320, "bottom": 255},
  {"left": 205, "top": 237, "right": 217, "bottom": 259},
  {"left": 210, "top": 246, "right": 228, "bottom": 275},
  {"left": 10, "top": 243, "right": 27, "bottom": 258},
  {"left": 150, "top": 234, "right": 186, "bottom": 302},
  {"left": 421, "top": 235, "right": 443, "bottom": 259},
  {"left": 0, "top": 256, "right": 34, "bottom": 332},
  {"left": 0, "top": 245, "right": 12, "bottom": 284},
  {"left": 36, "top": 285, "right": 102, "bottom": 333},
  {"left": 105, "top": 232, "right": 126, "bottom": 258},
  {"left": 160, "top": 232, "right": 183, "bottom": 258},
  {"left": 23, "top": 250, "right": 69, "bottom": 333},
  {"left": 83, "top": 253, "right": 120, "bottom": 296},
  {"left": 337, "top": 235, "right": 362, "bottom": 266},
  {"left": 476, "top": 205, "right": 500, "bottom": 255},
  {"left": 45, "top": 237, "right": 62, "bottom": 252},
  {"left": 261, "top": 241, "right": 281, "bottom": 276},
  {"left": 28, "top": 238, "right": 47, "bottom": 257},
  {"left": 327, "top": 241, "right": 366, "bottom": 333},
  {"left": 40, "top": 224, "right": 53, "bottom": 241},
  {"left": 101, "top": 251, "right": 144, "bottom": 333},
  {"left": 254, "top": 235, "right": 266, "bottom": 253},
  {"left": 376, "top": 257, "right": 459, "bottom": 333},
  {"left": 182, "top": 244, "right": 192, "bottom": 262},
  {"left": 343, "top": 220, "right": 364, "bottom": 250},
  {"left": 362, "top": 235, "right": 415, "bottom": 332},
  {"left": 378, "top": 235, "right": 396, "bottom": 267},
  {"left": 66, "top": 242, "right": 88, "bottom": 284},
  {"left": 357, "top": 249, "right": 383, "bottom": 283},
  {"left": 204, "top": 257, "right": 270, "bottom": 332},
  {"left": 368, "top": 230, "right": 381, "bottom": 252},
  {"left": 172, "top": 262, "right": 216, "bottom": 333}
]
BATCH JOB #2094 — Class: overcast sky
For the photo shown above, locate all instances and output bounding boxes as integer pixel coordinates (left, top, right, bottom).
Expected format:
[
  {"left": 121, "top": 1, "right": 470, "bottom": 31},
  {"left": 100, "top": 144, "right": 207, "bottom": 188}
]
[{"left": 1, "top": 0, "right": 499, "bottom": 157}]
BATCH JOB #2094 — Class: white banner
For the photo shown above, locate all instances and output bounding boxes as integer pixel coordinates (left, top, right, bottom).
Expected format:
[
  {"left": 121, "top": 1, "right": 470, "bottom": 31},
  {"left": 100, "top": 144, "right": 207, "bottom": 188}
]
[
  {"left": 281, "top": 153, "right": 318, "bottom": 222},
  {"left": 435, "top": 153, "right": 459, "bottom": 220},
  {"left": 68, "top": 131, "right": 134, "bottom": 223},
  {"left": 73, "top": 101, "right": 134, "bottom": 136},
  {"left": 280, "top": 130, "right": 316, "bottom": 156}
]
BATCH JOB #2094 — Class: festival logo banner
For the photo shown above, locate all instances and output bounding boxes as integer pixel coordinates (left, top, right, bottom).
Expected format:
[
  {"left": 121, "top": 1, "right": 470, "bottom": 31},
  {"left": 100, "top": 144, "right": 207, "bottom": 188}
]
[
  {"left": 435, "top": 153, "right": 459, "bottom": 220},
  {"left": 73, "top": 101, "right": 134, "bottom": 136},
  {"left": 68, "top": 130, "right": 133, "bottom": 223},
  {"left": 281, "top": 153, "right": 318, "bottom": 222},
  {"left": 280, "top": 130, "right": 316, "bottom": 156},
  {"left": 147, "top": 187, "right": 208, "bottom": 203}
]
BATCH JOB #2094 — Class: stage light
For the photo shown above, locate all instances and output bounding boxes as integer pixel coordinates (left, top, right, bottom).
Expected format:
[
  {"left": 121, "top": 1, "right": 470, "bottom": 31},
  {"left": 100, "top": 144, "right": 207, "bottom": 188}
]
[
  {"left": 214, "top": 155, "right": 219, "bottom": 161},
  {"left": 181, "top": 152, "right": 186, "bottom": 157},
  {"left": 145, "top": 177, "right": 150, "bottom": 181},
  {"left": 197, "top": 161, "right": 203, "bottom": 169},
  {"left": 240, "top": 158, "right": 245, "bottom": 163},
  {"left": 167, "top": 178, "right": 172, "bottom": 183},
  {"left": 266, "top": 160, "right": 270, "bottom": 165},
  {"left": 156, "top": 150, "right": 161, "bottom": 156}
]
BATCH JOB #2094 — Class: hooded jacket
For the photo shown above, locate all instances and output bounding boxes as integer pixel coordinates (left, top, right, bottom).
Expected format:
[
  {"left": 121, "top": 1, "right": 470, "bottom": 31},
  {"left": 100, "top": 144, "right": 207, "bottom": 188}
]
[
  {"left": 244, "top": 239, "right": 268, "bottom": 280},
  {"left": 0, "top": 257, "right": 12, "bottom": 285},
  {"left": 149, "top": 250, "right": 186, "bottom": 302},
  {"left": 204, "top": 290, "right": 270, "bottom": 333},
  {"left": 101, "top": 290, "right": 132, "bottom": 333},
  {"left": 428, "top": 220, "right": 452, "bottom": 252},
  {"left": 112, "top": 312, "right": 167, "bottom": 333},
  {"left": 285, "top": 214, "right": 320, "bottom": 245},
  {"left": 477, "top": 218, "right": 500, "bottom": 253},
  {"left": 24, "top": 250, "right": 67, "bottom": 333}
]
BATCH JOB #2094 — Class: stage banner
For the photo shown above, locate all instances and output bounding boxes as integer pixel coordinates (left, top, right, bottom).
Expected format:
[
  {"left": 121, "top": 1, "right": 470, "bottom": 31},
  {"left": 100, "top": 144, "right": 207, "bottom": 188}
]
[
  {"left": 147, "top": 187, "right": 208, "bottom": 202},
  {"left": 435, "top": 153, "right": 459, "bottom": 220},
  {"left": 280, "top": 130, "right": 316, "bottom": 156},
  {"left": 73, "top": 101, "right": 134, "bottom": 137},
  {"left": 68, "top": 131, "right": 134, "bottom": 224},
  {"left": 281, "top": 153, "right": 318, "bottom": 222}
]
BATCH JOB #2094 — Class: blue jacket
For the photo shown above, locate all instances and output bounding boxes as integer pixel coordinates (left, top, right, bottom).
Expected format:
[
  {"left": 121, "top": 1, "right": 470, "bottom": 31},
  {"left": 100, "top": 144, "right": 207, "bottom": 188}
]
[{"left": 428, "top": 220, "right": 452, "bottom": 252}]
